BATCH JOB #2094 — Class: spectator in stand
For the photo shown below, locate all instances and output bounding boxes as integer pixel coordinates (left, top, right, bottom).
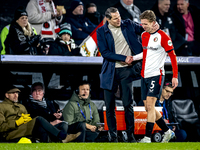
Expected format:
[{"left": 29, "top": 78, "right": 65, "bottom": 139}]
[
  {"left": 63, "top": 0, "right": 97, "bottom": 46},
  {"left": 0, "top": 24, "right": 37, "bottom": 55},
  {"left": 63, "top": 81, "right": 104, "bottom": 142},
  {"left": 0, "top": 85, "right": 80, "bottom": 143},
  {"left": 173, "top": 0, "right": 200, "bottom": 56},
  {"left": 151, "top": 0, "right": 185, "bottom": 51},
  {"left": 48, "top": 23, "right": 81, "bottom": 56},
  {"left": 85, "top": 3, "right": 105, "bottom": 25},
  {"left": 4, "top": 6, "right": 41, "bottom": 55},
  {"left": 113, "top": 0, "right": 141, "bottom": 23},
  {"left": 26, "top": 82, "right": 80, "bottom": 142},
  {"left": 26, "top": 0, "right": 63, "bottom": 40}
]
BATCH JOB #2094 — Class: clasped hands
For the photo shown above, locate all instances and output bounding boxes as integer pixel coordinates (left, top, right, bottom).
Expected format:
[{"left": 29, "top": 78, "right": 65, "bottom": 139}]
[
  {"left": 121, "top": 56, "right": 134, "bottom": 66},
  {"left": 15, "top": 113, "right": 32, "bottom": 126}
]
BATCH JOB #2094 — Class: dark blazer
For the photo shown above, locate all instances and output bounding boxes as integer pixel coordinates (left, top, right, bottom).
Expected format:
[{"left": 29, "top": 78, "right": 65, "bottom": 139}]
[{"left": 97, "top": 19, "right": 143, "bottom": 90}]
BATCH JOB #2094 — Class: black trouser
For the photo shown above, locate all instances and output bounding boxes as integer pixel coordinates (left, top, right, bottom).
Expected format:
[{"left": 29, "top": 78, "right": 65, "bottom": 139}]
[
  {"left": 32, "top": 116, "right": 63, "bottom": 142},
  {"left": 104, "top": 66, "right": 135, "bottom": 140},
  {"left": 68, "top": 122, "right": 99, "bottom": 142}
]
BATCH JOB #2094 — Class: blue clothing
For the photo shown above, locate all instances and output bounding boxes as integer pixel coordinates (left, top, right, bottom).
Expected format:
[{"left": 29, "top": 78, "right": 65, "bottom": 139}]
[
  {"left": 63, "top": 13, "right": 97, "bottom": 46},
  {"left": 97, "top": 19, "right": 143, "bottom": 90}
]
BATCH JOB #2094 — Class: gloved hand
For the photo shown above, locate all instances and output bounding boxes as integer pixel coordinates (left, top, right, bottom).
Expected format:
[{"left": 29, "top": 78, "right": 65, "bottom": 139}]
[
  {"left": 28, "top": 35, "right": 41, "bottom": 46},
  {"left": 16, "top": 116, "right": 25, "bottom": 126},
  {"left": 21, "top": 113, "right": 32, "bottom": 123},
  {"left": 21, "top": 113, "right": 30, "bottom": 119}
]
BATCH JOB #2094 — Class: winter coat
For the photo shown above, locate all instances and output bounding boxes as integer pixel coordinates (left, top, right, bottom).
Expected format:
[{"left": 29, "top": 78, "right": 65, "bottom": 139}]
[
  {"left": 97, "top": 20, "right": 143, "bottom": 90},
  {"left": 26, "top": 96, "right": 63, "bottom": 122},
  {"left": 62, "top": 92, "right": 100, "bottom": 127},
  {"left": 26, "top": 0, "right": 63, "bottom": 39},
  {"left": 85, "top": 11, "right": 104, "bottom": 25},
  {"left": 4, "top": 21, "right": 38, "bottom": 55},
  {"left": 0, "top": 98, "right": 36, "bottom": 141},
  {"left": 151, "top": 2, "right": 185, "bottom": 51},
  {"left": 172, "top": 4, "right": 200, "bottom": 43},
  {"left": 48, "top": 38, "right": 81, "bottom": 56},
  {"left": 63, "top": 12, "right": 97, "bottom": 45}
]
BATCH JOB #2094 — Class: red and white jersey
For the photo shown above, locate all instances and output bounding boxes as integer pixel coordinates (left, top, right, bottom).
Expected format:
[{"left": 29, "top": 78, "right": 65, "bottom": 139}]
[{"left": 141, "top": 29, "right": 174, "bottom": 78}]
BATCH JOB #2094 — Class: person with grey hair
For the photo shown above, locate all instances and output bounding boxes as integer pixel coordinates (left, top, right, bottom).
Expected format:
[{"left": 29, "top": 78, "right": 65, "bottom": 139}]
[
  {"left": 113, "top": 0, "right": 141, "bottom": 23},
  {"left": 97, "top": 7, "right": 159, "bottom": 142},
  {"left": 26, "top": 82, "right": 80, "bottom": 142}
]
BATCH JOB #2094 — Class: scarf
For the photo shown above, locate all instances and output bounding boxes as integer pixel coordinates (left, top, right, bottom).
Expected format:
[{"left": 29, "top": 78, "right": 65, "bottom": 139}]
[
  {"left": 37, "top": 0, "right": 60, "bottom": 35},
  {"left": 29, "top": 95, "right": 47, "bottom": 108}
]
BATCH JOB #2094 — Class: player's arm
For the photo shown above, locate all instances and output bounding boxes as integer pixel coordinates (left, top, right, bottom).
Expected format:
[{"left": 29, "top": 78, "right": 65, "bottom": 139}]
[{"left": 133, "top": 52, "right": 143, "bottom": 61}]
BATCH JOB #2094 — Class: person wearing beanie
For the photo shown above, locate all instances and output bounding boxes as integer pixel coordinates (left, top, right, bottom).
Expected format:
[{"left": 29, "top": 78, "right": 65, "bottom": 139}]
[
  {"left": 62, "top": 0, "right": 97, "bottom": 46},
  {"left": 0, "top": 84, "right": 80, "bottom": 142},
  {"left": 4, "top": 6, "right": 41, "bottom": 54},
  {"left": 48, "top": 23, "right": 81, "bottom": 56}
]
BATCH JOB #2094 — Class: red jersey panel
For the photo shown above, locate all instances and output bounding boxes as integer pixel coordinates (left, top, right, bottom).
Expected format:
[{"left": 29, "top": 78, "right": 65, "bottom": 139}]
[{"left": 141, "top": 29, "right": 174, "bottom": 78}]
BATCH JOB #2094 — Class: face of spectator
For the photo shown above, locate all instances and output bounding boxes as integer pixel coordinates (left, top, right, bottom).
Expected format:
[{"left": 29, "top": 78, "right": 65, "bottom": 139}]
[
  {"left": 141, "top": 19, "right": 155, "bottom": 33},
  {"left": 61, "top": 33, "right": 71, "bottom": 42},
  {"left": 122, "top": 0, "right": 133, "bottom": 6},
  {"left": 5, "top": 92, "right": 19, "bottom": 103},
  {"left": 177, "top": 0, "right": 189, "bottom": 14},
  {"left": 162, "top": 86, "right": 174, "bottom": 100},
  {"left": 32, "top": 85, "right": 44, "bottom": 101},
  {"left": 158, "top": 0, "right": 171, "bottom": 15},
  {"left": 107, "top": 11, "right": 121, "bottom": 27},
  {"left": 73, "top": 5, "right": 84, "bottom": 15},
  {"left": 16, "top": 16, "right": 28, "bottom": 28},
  {"left": 87, "top": 6, "right": 97, "bottom": 13},
  {"left": 78, "top": 84, "right": 90, "bottom": 99}
]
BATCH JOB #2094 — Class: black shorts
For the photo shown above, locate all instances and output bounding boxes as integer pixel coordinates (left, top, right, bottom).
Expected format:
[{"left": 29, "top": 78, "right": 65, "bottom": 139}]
[{"left": 141, "top": 75, "right": 165, "bottom": 100}]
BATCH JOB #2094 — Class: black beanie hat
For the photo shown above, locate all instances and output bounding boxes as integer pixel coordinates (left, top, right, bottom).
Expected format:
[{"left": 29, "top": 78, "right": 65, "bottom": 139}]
[
  {"left": 14, "top": 6, "right": 28, "bottom": 21},
  {"left": 70, "top": 0, "right": 84, "bottom": 12}
]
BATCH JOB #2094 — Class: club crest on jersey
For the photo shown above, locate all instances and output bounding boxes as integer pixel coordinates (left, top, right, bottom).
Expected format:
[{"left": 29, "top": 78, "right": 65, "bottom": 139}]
[
  {"left": 153, "top": 37, "right": 158, "bottom": 42},
  {"left": 168, "top": 40, "right": 172, "bottom": 46}
]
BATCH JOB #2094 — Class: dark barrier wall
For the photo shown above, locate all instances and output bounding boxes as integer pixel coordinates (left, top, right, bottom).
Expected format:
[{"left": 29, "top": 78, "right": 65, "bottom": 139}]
[{"left": 0, "top": 0, "right": 199, "bottom": 31}]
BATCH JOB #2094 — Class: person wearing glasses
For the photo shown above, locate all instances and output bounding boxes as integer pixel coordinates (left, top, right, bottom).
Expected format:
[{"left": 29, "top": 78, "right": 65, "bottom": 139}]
[
  {"left": 155, "top": 81, "right": 187, "bottom": 142},
  {"left": 26, "top": 82, "right": 80, "bottom": 142}
]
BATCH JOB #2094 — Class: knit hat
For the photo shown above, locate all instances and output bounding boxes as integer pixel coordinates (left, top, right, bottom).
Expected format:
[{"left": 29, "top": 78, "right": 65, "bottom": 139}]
[
  {"left": 70, "top": 0, "right": 84, "bottom": 12},
  {"left": 14, "top": 6, "right": 28, "bottom": 21},
  {"left": 58, "top": 23, "right": 72, "bottom": 36}
]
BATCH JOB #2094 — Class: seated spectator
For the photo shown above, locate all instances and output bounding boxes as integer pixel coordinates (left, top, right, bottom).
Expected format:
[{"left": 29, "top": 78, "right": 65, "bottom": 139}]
[
  {"left": 173, "top": 0, "right": 200, "bottom": 56},
  {"left": 113, "top": 0, "right": 141, "bottom": 23},
  {"left": 0, "top": 24, "right": 37, "bottom": 55},
  {"left": 26, "top": 0, "right": 63, "bottom": 40},
  {"left": 85, "top": 3, "right": 105, "bottom": 25},
  {"left": 138, "top": 81, "right": 187, "bottom": 142},
  {"left": 63, "top": 80, "right": 104, "bottom": 142},
  {"left": 151, "top": 0, "right": 185, "bottom": 51},
  {"left": 0, "top": 85, "right": 80, "bottom": 143},
  {"left": 156, "top": 82, "right": 187, "bottom": 142},
  {"left": 26, "top": 82, "right": 78, "bottom": 142},
  {"left": 63, "top": 0, "right": 97, "bottom": 46},
  {"left": 4, "top": 6, "right": 41, "bottom": 55},
  {"left": 48, "top": 23, "right": 81, "bottom": 56}
]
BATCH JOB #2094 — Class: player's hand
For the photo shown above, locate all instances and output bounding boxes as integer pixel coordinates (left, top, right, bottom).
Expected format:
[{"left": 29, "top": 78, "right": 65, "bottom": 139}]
[
  {"left": 125, "top": 56, "right": 133, "bottom": 64},
  {"left": 172, "top": 78, "right": 178, "bottom": 89},
  {"left": 152, "top": 21, "right": 160, "bottom": 31}
]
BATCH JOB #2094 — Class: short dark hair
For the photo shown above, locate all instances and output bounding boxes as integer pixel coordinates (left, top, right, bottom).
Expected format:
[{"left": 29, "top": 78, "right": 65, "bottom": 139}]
[
  {"left": 163, "top": 81, "right": 173, "bottom": 89},
  {"left": 78, "top": 80, "right": 90, "bottom": 88},
  {"left": 31, "top": 82, "right": 45, "bottom": 93},
  {"left": 86, "top": 3, "right": 97, "bottom": 10},
  {"left": 105, "top": 7, "right": 118, "bottom": 20}
]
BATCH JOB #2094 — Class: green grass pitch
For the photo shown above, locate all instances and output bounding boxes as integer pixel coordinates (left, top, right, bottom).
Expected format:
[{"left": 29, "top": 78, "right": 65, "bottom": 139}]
[{"left": 0, "top": 143, "right": 199, "bottom": 150}]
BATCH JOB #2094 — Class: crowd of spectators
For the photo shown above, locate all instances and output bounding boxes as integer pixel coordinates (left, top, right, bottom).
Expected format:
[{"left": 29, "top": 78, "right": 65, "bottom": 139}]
[{"left": 1, "top": 0, "right": 199, "bottom": 56}]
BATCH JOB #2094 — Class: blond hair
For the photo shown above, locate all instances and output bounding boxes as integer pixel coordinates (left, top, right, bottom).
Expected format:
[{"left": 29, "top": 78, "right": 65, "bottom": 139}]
[{"left": 22, "top": 22, "right": 33, "bottom": 37}]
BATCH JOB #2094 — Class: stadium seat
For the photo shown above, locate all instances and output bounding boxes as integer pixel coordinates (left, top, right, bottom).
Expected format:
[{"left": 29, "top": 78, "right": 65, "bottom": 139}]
[{"left": 171, "top": 99, "right": 200, "bottom": 141}]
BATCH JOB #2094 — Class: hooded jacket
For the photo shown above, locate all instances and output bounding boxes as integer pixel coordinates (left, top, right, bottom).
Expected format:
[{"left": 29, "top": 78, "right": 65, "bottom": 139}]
[{"left": 62, "top": 92, "right": 100, "bottom": 127}]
